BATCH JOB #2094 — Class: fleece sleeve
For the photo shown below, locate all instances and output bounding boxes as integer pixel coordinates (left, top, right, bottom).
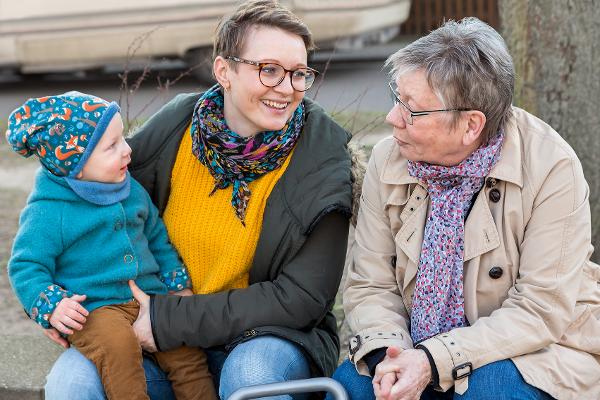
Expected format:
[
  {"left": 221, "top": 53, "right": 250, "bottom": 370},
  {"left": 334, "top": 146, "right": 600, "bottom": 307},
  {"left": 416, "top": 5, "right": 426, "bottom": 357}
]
[{"left": 8, "top": 201, "right": 72, "bottom": 328}]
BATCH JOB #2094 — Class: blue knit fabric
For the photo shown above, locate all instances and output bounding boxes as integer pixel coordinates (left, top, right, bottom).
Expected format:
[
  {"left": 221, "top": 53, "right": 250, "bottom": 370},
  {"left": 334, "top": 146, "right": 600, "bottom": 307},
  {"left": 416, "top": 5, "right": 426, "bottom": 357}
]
[
  {"left": 8, "top": 168, "right": 191, "bottom": 327},
  {"left": 65, "top": 172, "right": 131, "bottom": 205}
]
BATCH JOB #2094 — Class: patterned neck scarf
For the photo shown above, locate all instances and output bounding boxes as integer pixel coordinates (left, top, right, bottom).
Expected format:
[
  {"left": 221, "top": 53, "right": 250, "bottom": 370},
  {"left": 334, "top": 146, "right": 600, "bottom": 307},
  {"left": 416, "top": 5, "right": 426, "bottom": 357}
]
[
  {"left": 191, "top": 85, "right": 304, "bottom": 225},
  {"left": 409, "top": 131, "right": 504, "bottom": 343}
]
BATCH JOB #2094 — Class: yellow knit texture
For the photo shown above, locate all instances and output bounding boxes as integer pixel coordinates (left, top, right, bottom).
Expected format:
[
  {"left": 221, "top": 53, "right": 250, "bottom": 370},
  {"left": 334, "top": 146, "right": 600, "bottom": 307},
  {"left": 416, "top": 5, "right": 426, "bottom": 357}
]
[{"left": 163, "top": 125, "right": 292, "bottom": 294}]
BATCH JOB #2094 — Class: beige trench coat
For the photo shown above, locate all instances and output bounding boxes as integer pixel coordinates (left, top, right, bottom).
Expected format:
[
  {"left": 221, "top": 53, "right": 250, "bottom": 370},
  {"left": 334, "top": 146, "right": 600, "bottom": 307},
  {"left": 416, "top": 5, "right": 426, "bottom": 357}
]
[{"left": 344, "top": 107, "right": 600, "bottom": 399}]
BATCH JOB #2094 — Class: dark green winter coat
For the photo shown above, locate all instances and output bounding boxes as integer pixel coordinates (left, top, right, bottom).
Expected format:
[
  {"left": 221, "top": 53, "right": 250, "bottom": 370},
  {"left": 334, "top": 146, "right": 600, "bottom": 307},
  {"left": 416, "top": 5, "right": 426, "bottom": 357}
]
[{"left": 128, "top": 92, "right": 352, "bottom": 377}]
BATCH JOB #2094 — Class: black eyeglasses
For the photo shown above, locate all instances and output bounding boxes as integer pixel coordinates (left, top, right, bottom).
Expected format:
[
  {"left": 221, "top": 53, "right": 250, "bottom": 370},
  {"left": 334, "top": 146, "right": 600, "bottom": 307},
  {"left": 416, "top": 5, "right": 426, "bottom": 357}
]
[
  {"left": 226, "top": 56, "right": 319, "bottom": 92},
  {"left": 388, "top": 82, "right": 472, "bottom": 125}
]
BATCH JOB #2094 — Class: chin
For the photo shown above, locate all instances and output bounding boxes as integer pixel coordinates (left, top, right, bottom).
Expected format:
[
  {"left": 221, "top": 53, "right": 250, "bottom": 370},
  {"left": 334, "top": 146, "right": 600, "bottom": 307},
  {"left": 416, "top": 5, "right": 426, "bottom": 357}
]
[
  {"left": 258, "top": 110, "right": 295, "bottom": 131},
  {"left": 260, "top": 120, "right": 288, "bottom": 132}
]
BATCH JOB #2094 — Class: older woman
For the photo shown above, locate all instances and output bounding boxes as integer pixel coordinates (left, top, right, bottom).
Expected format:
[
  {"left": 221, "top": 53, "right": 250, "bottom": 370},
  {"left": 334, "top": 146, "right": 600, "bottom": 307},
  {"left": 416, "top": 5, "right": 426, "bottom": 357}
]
[
  {"left": 43, "top": 1, "right": 352, "bottom": 399},
  {"left": 333, "top": 18, "right": 600, "bottom": 400}
]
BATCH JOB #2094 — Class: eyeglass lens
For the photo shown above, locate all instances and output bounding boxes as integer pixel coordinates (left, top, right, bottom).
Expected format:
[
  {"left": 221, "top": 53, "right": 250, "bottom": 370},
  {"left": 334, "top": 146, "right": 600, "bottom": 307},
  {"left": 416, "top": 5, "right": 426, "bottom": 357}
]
[
  {"left": 259, "top": 64, "right": 316, "bottom": 91},
  {"left": 389, "top": 84, "right": 413, "bottom": 125}
]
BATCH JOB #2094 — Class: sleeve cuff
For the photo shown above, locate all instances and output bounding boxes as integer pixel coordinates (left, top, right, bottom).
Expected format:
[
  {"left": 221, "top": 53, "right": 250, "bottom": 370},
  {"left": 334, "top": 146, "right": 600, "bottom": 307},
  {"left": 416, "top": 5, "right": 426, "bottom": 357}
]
[
  {"left": 416, "top": 344, "right": 439, "bottom": 387},
  {"left": 348, "top": 330, "right": 413, "bottom": 376},
  {"left": 30, "top": 284, "right": 73, "bottom": 329},
  {"left": 419, "top": 333, "right": 472, "bottom": 394},
  {"left": 364, "top": 348, "right": 387, "bottom": 376},
  {"left": 159, "top": 267, "right": 192, "bottom": 291},
  {"left": 149, "top": 294, "right": 162, "bottom": 352}
]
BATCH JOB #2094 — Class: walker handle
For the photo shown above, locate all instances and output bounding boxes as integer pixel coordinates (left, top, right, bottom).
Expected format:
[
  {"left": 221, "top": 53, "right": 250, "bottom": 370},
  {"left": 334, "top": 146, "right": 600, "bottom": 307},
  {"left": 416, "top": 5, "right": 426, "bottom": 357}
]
[{"left": 227, "top": 377, "right": 348, "bottom": 400}]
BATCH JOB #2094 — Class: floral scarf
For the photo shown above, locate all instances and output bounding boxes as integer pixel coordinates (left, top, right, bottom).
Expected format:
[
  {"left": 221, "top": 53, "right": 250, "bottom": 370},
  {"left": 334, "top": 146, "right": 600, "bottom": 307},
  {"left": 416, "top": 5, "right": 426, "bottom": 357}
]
[
  {"left": 191, "top": 85, "right": 304, "bottom": 225},
  {"left": 409, "top": 131, "right": 504, "bottom": 343}
]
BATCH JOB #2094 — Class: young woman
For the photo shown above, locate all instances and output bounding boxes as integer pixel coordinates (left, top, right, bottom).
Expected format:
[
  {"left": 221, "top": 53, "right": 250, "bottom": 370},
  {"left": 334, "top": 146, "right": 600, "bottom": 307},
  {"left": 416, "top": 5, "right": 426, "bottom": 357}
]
[{"left": 44, "top": 1, "right": 353, "bottom": 399}]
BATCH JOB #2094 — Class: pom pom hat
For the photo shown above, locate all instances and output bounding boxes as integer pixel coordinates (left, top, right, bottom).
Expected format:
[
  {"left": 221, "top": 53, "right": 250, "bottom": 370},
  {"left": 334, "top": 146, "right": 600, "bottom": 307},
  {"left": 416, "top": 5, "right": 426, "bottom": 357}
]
[{"left": 6, "top": 91, "right": 120, "bottom": 177}]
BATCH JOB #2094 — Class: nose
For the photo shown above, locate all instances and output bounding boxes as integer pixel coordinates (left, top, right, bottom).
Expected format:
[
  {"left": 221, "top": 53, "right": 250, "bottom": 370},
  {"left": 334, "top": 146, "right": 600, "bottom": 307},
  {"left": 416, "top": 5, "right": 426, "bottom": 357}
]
[
  {"left": 123, "top": 140, "right": 132, "bottom": 158},
  {"left": 386, "top": 105, "right": 406, "bottom": 128},
  {"left": 274, "top": 71, "right": 295, "bottom": 94}
]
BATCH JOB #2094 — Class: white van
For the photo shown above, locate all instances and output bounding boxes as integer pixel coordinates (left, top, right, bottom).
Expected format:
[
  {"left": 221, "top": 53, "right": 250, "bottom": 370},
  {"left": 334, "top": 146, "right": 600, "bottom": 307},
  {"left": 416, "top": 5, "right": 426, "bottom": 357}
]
[{"left": 0, "top": 0, "right": 410, "bottom": 81}]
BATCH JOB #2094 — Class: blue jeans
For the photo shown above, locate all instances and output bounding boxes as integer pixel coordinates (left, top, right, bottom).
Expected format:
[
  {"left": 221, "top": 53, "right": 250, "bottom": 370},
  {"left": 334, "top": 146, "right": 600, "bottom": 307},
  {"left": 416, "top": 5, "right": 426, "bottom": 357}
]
[
  {"left": 45, "top": 335, "right": 311, "bottom": 400},
  {"left": 329, "top": 359, "right": 554, "bottom": 400}
]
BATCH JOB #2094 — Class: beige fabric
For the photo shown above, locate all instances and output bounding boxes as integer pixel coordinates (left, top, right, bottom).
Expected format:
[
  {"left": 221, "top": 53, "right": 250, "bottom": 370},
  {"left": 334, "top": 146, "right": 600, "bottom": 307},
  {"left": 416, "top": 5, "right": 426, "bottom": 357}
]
[{"left": 344, "top": 107, "right": 600, "bottom": 400}]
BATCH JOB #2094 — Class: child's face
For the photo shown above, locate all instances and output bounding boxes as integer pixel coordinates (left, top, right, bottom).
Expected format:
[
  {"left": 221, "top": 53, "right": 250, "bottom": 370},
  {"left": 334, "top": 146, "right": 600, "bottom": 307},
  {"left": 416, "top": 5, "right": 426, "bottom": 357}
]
[{"left": 78, "top": 113, "right": 131, "bottom": 183}]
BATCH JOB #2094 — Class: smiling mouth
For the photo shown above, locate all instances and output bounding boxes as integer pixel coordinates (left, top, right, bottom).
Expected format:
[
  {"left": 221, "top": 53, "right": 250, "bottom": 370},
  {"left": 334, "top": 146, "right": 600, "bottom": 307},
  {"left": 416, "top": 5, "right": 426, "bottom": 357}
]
[{"left": 262, "top": 99, "right": 290, "bottom": 110}]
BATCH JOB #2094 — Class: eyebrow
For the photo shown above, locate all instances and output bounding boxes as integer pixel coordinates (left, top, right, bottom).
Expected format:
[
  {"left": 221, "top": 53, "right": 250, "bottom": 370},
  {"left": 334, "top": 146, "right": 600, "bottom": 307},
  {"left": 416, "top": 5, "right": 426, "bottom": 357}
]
[
  {"left": 396, "top": 89, "right": 415, "bottom": 105},
  {"left": 397, "top": 88, "right": 428, "bottom": 110},
  {"left": 257, "top": 59, "right": 308, "bottom": 68}
]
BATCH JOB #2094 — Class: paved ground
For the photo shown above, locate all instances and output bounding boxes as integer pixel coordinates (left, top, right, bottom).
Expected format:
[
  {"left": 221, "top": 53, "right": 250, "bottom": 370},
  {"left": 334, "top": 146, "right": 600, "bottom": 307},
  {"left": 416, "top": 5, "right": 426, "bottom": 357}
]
[{"left": 0, "top": 143, "right": 38, "bottom": 337}]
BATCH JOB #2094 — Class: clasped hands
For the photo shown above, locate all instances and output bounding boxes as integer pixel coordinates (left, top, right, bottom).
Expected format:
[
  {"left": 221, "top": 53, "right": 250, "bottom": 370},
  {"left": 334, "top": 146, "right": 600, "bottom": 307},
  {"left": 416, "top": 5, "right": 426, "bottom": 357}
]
[{"left": 372, "top": 346, "right": 432, "bottom": 400}]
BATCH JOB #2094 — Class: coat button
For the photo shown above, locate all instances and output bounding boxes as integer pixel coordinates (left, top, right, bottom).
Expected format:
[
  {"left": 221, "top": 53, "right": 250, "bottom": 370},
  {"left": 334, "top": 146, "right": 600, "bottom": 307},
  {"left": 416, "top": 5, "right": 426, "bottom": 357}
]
[
  {"left": 486, "top": 177, "right": 497, "bottom": 188},
  {"left": 114, "top": 221, "right": 123, "bottom": 231},
  {"left": 489, "top": 266, "right": 503, "bottom": 279},
  {"left": 489, "top": 188, "right": 501, "bottom": 203},
  {"left": 124, "top": 254, "right": 134, "bottom": 263}
]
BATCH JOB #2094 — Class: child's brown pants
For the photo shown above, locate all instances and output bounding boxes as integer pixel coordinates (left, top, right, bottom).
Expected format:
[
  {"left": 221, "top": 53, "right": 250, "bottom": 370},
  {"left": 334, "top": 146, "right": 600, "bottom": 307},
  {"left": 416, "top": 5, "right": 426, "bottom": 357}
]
[{"left": 69, "top": 300, "right": 217, "bottom": 400}]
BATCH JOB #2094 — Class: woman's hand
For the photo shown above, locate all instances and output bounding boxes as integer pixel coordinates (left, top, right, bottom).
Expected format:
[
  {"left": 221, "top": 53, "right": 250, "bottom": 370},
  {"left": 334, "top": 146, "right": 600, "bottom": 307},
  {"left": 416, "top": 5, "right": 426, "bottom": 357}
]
[
  {"left": 129, "top": 280, "right": 158, "bottom": 353},
  {"left": 42, "top": 327, "right": 70, "bottom": 349},
  {"left": 372, "top": 347, "right": 432, "bottom": 400}
]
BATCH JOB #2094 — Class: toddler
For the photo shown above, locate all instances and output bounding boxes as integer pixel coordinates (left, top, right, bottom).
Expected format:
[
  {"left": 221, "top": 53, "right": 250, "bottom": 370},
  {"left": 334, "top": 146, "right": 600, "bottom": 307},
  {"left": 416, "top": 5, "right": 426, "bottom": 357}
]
[{"left": 6, "top": 92, "right": 216, "bottom": 400}]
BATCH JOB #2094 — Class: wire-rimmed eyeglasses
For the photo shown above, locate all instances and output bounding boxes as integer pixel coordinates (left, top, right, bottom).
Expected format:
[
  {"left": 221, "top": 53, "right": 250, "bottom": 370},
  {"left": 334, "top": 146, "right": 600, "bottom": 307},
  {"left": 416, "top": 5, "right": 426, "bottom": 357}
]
[
  {"left": 388, "top": 82, "right": 472, "bottom": 125},
  {"left": 226, "top": 56, "right": 319, "bottom": 92}
]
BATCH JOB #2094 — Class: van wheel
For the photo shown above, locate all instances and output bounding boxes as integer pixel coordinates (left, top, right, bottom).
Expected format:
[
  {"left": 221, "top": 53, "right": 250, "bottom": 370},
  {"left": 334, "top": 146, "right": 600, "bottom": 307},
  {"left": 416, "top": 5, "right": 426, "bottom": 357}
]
[{"left": 184, "top": 48, "right": 214, "bottom": 84}]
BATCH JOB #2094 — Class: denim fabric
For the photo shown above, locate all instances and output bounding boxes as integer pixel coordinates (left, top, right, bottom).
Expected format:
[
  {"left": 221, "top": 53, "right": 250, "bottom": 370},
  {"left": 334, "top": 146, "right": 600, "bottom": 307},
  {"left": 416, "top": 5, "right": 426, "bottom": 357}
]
[
  {"left": 329, "top": 359, "right": 554, "bottom": 400},
  {"left": 217, "top": 336, "right": 311, "bottom": 400},
  {"left": 44, "top": 348, "right": 176, "bottom": 400},
  {"left": 45, "top": 335, "right": 311, "bottom": 400}
]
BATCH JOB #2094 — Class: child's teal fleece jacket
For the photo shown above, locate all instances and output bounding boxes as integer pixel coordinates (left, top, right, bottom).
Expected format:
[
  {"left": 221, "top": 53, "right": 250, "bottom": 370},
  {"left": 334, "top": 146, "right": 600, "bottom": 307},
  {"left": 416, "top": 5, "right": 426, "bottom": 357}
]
[{"left": 8, "top": 169, "right": 190, "bottom": 328}]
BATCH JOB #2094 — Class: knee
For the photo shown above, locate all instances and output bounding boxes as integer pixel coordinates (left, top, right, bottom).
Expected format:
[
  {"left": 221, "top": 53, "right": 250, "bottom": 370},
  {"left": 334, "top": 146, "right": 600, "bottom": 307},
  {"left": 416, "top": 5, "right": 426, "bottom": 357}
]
[
  {"left": 45, "top": 348, "right": 105, "bottom": 400},
  {"left": 457, "top": 359, "right": 539, "bottom": 400},
  {"left": 330, "top": 360, "right": 374, "bottom": 400},
  {"left": 81, "top": 328, "right": 142, "bottom": 361},
  {"left": 219, "top": 336, "right": 310, "bottom": 399}
]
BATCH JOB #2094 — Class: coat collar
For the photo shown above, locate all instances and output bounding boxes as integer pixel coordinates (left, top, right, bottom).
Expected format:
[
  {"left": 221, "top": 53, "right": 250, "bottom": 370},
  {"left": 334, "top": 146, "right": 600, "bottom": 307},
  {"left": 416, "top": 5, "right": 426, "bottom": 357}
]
[
  {"left": 378, "top": 108, "right": 523, "bottom": 189},
  {"left": 376, "top": 110, "right": 525, "bottom": 290}
]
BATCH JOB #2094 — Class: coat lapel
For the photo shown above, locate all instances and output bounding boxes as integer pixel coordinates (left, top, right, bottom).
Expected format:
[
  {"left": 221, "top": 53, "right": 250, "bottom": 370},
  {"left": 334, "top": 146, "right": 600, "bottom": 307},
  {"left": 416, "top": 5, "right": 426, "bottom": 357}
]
[
  {"left": 463, "top": 191, "right": 500, "bottom": 262},
  {"left": 397, "top": 185, "right": 428, "bottom": 290}
]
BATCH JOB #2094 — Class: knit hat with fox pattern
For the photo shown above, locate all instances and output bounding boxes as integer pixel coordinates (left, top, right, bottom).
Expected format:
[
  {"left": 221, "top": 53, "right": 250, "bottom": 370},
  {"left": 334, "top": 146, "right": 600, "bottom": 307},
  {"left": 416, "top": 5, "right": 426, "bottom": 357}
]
[{"left": 6, "top": 91, "right": 120, "bottom": 177}]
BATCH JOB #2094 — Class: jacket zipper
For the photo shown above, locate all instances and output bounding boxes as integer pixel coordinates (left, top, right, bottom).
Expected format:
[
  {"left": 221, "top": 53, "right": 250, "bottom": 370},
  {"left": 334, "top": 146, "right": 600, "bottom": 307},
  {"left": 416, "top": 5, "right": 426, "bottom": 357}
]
[{"left": 224, "top": 328, "right": 307, "bottom": 353}]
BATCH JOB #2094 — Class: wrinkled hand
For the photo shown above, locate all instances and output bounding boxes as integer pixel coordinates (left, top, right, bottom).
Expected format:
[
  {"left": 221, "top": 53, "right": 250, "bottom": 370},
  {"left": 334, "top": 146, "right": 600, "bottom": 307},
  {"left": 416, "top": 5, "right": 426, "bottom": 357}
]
[
  {"left": 48, "top": 294, "right": 88, "bottom": 335},
  {"left": 129, "top": 280, "right": 158, "bottom": 353},
  {"left": 42, "top": 327, "right": 70, "bottom": 349},
  {"left": 373, "top": 347, "right": 431, "bottom": 400},
  {"left": 173, "top": 288, "right": 193, "bottom": 296}
]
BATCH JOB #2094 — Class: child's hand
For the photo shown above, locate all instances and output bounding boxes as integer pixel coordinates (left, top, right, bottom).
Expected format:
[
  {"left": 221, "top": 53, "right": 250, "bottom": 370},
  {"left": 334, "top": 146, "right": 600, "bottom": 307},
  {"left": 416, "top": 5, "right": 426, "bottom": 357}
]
[
  {"left": 49, "top": 294, "right": 89, "bottom": 335},
  {"left": 173, "top": 288, "right": 194, "bottom": 296}
]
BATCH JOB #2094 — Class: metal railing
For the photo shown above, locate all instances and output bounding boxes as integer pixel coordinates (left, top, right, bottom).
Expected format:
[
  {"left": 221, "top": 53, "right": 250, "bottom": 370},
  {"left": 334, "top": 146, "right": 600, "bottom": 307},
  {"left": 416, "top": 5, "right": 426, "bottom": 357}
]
[{"left": 227, "top": 377, "right": 348, "bottom": 400}]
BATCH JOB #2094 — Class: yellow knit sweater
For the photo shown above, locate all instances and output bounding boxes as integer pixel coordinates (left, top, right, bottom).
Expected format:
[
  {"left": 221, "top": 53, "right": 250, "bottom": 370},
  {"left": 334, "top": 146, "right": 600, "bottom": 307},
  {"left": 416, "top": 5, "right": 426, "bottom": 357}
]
[{"left": 163, "top": 125, "right": 292, "bottom": 294}]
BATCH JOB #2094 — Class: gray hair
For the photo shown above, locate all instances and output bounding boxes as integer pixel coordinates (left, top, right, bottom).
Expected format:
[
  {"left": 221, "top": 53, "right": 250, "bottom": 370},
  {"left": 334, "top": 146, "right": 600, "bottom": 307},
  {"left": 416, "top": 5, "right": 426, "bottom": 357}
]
[{"left": 386, "top": 17, "right": 514, "bottom": 141}]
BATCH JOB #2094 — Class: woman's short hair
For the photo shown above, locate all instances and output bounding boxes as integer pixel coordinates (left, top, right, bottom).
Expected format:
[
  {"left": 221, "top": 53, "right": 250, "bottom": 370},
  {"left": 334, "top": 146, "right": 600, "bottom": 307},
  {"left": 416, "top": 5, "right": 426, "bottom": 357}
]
[
  {"left": 213, "top": 0, "right": 315, "bottom": 62},
  {"left": 386, "top": 17, "right": 515, "bottom": 141}
]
